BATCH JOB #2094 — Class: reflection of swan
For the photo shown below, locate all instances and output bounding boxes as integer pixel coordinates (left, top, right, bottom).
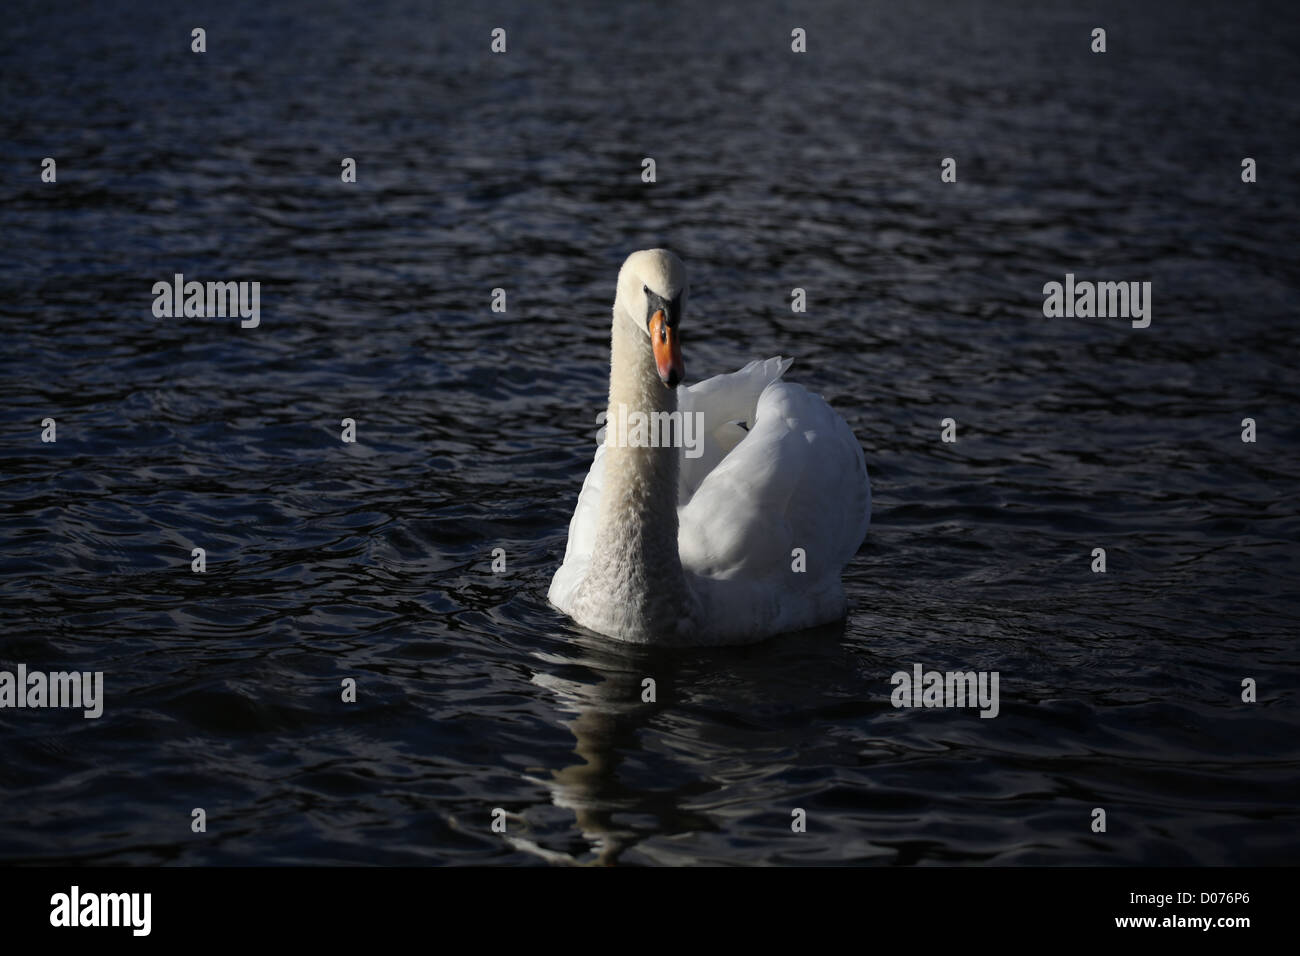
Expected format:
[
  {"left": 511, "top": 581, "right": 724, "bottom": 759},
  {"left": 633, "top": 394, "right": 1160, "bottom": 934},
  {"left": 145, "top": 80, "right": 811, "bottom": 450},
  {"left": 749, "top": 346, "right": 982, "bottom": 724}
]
[
  {"left": 514, "top": 620, "right": 861, "bottom": 866},
  {"left": 524, "top": 664, "right": 646, "bottom": 866},
  {"left": 550, "top": 249, "right": 871, "bottom": 645},
  {"left": 506, "top": 638, "right": 667, "bottom": 866}
]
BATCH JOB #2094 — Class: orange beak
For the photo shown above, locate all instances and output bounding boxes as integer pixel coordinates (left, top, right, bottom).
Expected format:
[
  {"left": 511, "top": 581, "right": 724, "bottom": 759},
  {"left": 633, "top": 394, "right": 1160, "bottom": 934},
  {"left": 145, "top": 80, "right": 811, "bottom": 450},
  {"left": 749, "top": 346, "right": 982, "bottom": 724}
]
[{"left": 649, "top": 309, "right": 684, "bottom": 387}]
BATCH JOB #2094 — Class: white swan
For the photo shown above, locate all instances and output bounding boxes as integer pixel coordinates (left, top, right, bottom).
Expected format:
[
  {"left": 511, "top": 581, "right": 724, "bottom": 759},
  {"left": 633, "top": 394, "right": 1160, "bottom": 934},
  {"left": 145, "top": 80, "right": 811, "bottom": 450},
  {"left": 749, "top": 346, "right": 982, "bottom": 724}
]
[{"left": 549, "top": 249, "right": 871, "bottom": 646}]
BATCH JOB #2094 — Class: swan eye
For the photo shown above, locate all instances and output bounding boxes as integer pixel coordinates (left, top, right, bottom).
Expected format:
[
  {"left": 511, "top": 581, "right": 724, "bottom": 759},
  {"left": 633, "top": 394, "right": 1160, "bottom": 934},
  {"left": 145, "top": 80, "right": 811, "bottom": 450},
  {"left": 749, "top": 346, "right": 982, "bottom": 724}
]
[{"left": 643, "top": 284, "right": 650, "bottom": 296}]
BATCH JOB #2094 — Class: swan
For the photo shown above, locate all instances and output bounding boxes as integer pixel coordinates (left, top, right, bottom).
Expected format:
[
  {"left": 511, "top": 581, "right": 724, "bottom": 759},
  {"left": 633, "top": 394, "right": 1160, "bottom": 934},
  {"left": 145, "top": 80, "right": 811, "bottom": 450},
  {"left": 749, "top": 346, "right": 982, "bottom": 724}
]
[{"left": 548, "top": 249, "right": 871, "bottom": 646}]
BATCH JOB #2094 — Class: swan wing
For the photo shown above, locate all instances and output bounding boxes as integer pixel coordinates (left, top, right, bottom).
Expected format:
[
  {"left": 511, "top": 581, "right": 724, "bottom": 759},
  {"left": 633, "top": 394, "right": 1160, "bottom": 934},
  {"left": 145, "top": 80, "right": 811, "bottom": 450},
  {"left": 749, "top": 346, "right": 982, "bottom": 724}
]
[
  {"left": 677, "top": 356, "right": 793, "bottom": 502},
  {"left": 677, "top": 375, "right": 871, "bottom": 640},
  {"left": 548, "top": 440, "right": 606, "bottom": 613}
]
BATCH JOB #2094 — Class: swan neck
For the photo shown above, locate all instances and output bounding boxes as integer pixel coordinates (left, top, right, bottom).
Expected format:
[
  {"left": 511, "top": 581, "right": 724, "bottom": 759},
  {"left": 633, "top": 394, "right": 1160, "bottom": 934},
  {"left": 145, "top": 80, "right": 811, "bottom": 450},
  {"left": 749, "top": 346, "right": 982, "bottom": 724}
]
[{"left": 582, "top": 311, "right": 690, "bottom": 636}]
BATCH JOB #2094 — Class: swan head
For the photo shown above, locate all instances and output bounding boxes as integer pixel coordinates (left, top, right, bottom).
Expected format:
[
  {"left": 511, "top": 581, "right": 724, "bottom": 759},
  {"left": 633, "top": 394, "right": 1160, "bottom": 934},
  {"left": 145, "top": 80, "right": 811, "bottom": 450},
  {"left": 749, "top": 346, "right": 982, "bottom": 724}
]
[{"left": 616, "top": 248, "right": 688, "bottom": 388}]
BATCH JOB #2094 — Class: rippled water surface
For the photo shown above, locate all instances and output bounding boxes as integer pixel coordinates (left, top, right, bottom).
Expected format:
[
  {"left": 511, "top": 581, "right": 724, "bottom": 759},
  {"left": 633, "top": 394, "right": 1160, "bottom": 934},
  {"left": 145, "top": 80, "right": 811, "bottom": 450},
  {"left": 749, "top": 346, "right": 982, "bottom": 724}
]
[{"left": 2, "top": 0, "right": 1298, "bottom": 865}]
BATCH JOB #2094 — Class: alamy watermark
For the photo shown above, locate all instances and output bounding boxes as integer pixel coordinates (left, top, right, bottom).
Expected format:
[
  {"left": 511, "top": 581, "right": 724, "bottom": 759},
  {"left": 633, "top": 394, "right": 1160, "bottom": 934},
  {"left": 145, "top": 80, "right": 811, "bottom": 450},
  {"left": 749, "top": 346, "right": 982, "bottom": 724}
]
[
  {"left": 1042, "top": 273, "right": 1151, "bottom": 328},
  {"left": 891, "top": 663, "right": 1000, "bottom": 718},
  {"left": 151, "top": 273, "right": 260, "bottom": 328},
  {"left": 596, "top": 404, "right": 705, "bottom": 458},
  {"left": 0, "top": 665, "right": 103, "bottom": 718},
  {"left": 50, "top": 886, "right": 150, "bottom": 936}
]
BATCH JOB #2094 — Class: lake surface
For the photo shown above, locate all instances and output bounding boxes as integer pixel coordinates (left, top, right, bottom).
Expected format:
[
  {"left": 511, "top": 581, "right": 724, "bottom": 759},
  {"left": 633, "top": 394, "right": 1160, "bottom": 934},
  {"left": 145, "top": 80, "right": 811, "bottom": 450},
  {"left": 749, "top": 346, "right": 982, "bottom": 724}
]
[{"left": 1, "top": 0, "right": 1297, "bottom": 865}]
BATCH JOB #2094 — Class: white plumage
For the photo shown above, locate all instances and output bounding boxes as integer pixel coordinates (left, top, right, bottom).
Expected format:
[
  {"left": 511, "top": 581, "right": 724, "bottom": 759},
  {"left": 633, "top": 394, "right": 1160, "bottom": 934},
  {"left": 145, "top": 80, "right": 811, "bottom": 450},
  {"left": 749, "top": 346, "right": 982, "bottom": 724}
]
[{"left": 549, "top": 250, "right": 871, "bottom": 646}]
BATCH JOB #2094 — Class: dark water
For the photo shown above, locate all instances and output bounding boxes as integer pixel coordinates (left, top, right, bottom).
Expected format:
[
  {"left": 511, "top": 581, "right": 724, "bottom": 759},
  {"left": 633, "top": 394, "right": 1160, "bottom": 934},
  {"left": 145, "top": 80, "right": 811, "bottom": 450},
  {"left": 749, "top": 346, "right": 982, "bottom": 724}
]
[{"left": 1, "top": 0, "right": 1298, "bottom": 865}]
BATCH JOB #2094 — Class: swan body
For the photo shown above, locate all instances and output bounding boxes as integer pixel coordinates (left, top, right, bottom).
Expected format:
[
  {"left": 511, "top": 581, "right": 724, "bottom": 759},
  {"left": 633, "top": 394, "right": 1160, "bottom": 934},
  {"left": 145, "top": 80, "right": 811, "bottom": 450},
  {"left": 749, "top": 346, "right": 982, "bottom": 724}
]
[{"left": 549, "top": 250, "right": 871, "bottom": 646}]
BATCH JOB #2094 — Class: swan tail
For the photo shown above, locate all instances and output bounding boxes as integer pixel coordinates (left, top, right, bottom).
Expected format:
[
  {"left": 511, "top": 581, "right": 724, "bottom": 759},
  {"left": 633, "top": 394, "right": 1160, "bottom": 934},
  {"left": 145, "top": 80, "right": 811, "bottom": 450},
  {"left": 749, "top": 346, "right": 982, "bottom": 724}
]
[{"left": 736, "top": 355, "right": 793, "bottom": 384}]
